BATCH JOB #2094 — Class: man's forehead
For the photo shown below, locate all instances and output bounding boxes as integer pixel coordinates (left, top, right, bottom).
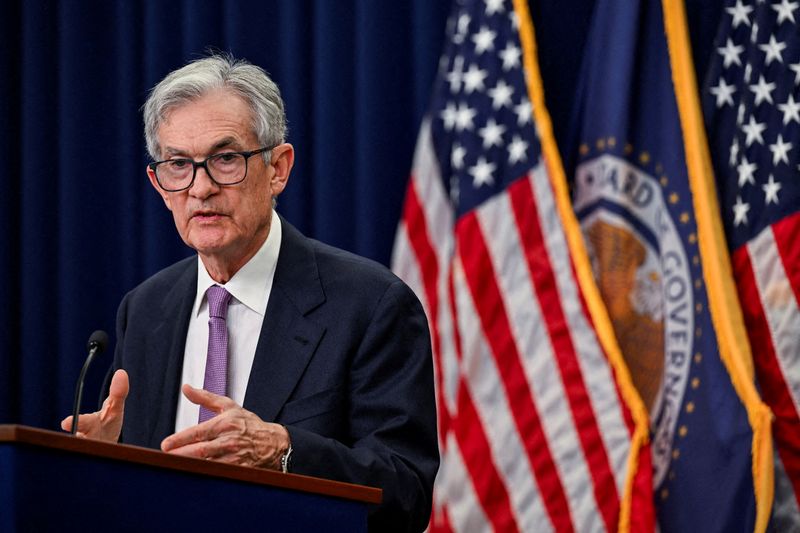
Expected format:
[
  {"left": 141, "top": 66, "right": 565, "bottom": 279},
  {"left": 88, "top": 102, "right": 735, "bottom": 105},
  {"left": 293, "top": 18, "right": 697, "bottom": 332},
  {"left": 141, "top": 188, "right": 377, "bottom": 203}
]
[{"left": 158, "top": 92, "right": 258, "bottom": 155}]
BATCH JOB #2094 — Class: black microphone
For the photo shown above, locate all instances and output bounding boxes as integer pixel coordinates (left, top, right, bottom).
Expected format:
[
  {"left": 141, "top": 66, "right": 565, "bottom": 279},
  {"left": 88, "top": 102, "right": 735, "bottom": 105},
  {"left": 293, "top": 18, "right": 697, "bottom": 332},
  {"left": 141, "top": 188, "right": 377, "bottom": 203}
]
[{"left": 70, "top": 330, "right": 109, "bottom": 435}]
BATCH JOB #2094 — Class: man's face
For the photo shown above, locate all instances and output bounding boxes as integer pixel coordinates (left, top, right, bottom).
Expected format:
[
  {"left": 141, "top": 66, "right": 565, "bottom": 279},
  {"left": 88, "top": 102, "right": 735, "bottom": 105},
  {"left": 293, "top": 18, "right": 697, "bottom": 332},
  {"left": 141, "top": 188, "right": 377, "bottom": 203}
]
[{"left": 147, "top": 90, "right": 292, "bottom": 273}]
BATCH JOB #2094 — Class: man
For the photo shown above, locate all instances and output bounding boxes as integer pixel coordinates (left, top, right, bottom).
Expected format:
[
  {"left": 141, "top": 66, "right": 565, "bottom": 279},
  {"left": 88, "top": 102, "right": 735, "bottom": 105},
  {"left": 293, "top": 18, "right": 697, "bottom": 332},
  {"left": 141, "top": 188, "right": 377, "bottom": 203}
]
[{"left": 61, "top": 54, "right": 438, "bottom": 532}]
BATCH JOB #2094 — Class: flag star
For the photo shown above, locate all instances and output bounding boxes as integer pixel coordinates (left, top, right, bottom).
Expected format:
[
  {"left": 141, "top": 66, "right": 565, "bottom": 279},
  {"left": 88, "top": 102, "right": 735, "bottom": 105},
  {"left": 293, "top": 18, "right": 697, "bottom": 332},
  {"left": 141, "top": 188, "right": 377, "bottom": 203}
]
[
  {"left": 729, "top": 137, "right": 740, "bottom": 167},
  {"left": 769, "top": 134, "right": 792, "bottom": 165},
  {"left": 440, "top": 102, "right": 458, "bottom": 130},
  {"left": 447, "top": 56, "right": 465, "bottom": 93},
  {"left": 749, "top": 75, "right": 776, "bottom": 106},
  {"left": 710, "top": 77, "right": 736, "bottom": 107},
  {"left": 509, "top": 11, "right": 519, "bottom": 30},
  {"left": 478, "top": 118, "right": 507, "bottom": 149},
  {"left": 751, "top": 21, "right": 759, "bottom": 43},
  {"left": 472, "top": 26, "right": 497, "bottom": 54},
  {"left": 469, "top": 157, "right": 496, "bottom": 187},
  {"left": 762, "top": 174, "right": 782, "bottom": 204},
  {"left": 449, "top": 174, "right": 460, "bottom": 205},
  {"left": 453, "top": 13, "right": 471, "bottom": 44},
  {"left": 737, "top": 102, "right": 747, "bottom": 125},
  {"left": 454, "top": 103, "right": 478, "bottom": 131},
  {"left": 778, "top": 94, "right": 800, "bottom": 125},
  {"left": 488, "top": 79, "right": 515, "bottom": 109},
  {"left": 790, "top": 62, "right": 800, "bottom": 84},
  {"left": 718, "top": 38, "right": 744, "bottom": 68},
  {"left": 732, "top": 196, "right": 750, "bottom": 226},
  {"left": 737, "top": 155, "right": 758, "bottom": 186},
  {"left": 508, "top": 135, "right": 529, "bottom": 164},
  {"left": 464, "top": 65, "right": 489, "bottom": 94},
  {"left": 463, "top": 64, "right": 489, "bottom": 93},
  {"left": 759, "top": 35, "right": 787, "bottom": 65},
  {"left": 499, "top": 43, "right": 522, "bottom": 71},
  {"left": 742, "top": 115, "right": 766, "bottom": 146},
  {"left": 451, "top": 143, "right": 467, "bottom": 170},
  {"left": 514, "top": 99, "right": 533, "bottom": 125},
  {"left": 744, "top": 63, "right": 753, "bottom": 83},
  {"left": 772, "top": 0, "right": 799, "bottom": 24},
  {"left": 726, "top": 0, "right": 753, "bottom": 28},
  {"left": 485, "top": 0, "right": 505, "bottom": 16}
]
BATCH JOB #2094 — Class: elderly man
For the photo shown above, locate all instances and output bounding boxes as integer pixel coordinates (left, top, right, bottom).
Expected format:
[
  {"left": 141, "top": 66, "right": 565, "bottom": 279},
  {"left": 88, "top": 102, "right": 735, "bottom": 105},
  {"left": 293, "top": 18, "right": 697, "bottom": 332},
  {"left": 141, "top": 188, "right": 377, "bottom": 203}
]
[{"left": 62, "top": 54, "right": 438, "bottom": 532}]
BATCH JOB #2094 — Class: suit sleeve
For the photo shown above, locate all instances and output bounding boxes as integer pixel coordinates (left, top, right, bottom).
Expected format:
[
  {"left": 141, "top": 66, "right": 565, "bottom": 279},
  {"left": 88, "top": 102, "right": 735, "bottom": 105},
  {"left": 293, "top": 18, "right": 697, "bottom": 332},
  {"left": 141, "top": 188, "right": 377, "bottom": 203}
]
[{"left": 285, "top": 279, "right": 439, "bottom": 533}]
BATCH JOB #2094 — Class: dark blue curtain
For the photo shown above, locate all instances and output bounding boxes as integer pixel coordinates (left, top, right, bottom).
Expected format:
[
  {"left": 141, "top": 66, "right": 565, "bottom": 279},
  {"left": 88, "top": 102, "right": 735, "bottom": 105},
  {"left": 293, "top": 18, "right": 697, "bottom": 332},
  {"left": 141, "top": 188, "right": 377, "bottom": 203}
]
[{"left": 0, "top": 0, "right": 721, "bottom": 431}]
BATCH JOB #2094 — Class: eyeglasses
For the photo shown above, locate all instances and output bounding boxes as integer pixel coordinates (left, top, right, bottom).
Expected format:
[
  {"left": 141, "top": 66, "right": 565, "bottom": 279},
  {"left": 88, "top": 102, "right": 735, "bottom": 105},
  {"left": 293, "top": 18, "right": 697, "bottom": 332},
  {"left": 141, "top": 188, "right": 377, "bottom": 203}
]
[{"left": 148, "top": 146, "right": 274, "bottom": 192}]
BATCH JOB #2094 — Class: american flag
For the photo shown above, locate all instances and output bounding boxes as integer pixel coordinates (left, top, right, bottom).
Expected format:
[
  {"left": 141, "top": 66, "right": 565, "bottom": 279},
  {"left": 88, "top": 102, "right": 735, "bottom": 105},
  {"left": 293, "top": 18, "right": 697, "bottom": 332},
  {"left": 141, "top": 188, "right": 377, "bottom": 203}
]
[
  {"left": 704, "top": 0, "right": 800, "bottom": 528},
  {"left": 391, "top": 0, "right": 654, "bottom": 530}
]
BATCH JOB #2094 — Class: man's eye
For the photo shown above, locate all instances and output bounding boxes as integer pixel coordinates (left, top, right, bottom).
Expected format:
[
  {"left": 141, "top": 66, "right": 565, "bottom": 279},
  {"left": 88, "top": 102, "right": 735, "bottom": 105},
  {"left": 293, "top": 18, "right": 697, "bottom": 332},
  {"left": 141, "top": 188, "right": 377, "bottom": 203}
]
[
  {"left": 168, "top": 159, "right": 191, "bottom": 169},
  {"left": 217, "top": 153, "right": 238, "bottom": 163}
]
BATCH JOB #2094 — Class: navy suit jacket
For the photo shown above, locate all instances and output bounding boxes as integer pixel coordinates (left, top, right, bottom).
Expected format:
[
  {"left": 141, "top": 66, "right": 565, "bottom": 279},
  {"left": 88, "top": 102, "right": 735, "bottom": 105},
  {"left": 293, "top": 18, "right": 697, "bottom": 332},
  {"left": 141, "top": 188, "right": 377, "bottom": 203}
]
[{"left": 106, "top": 217, "right": 439, "bottom": 532}]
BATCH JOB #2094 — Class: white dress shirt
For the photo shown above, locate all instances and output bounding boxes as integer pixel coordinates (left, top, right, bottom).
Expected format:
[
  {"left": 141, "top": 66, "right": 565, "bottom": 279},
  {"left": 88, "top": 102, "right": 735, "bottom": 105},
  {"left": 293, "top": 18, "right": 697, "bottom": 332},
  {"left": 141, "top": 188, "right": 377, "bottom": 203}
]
[{"left": 174, "top": 213, "right": 282, "bottom": 432}]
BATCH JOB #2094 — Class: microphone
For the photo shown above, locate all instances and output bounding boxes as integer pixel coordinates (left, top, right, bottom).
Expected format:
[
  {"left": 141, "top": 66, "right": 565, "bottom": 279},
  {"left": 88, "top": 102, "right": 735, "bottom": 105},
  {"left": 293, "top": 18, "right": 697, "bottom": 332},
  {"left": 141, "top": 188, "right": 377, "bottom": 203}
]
[{"left": 70, "top": 330, "right": 109, "bottom": 435}]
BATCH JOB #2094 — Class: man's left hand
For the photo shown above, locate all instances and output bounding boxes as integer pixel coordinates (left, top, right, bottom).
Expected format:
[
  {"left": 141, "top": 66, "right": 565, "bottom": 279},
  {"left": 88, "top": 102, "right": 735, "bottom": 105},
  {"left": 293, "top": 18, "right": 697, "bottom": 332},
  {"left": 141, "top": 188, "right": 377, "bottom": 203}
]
[{"left": 161, "top": 384, "right": 290, "bottom": 470}]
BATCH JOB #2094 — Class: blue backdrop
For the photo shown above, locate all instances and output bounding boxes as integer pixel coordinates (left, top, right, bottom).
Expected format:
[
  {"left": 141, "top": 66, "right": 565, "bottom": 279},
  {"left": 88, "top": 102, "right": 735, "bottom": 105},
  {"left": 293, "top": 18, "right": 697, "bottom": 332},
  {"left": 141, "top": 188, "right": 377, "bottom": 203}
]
[{"left": 0, "top": 0, "right": 722, "bottom": 432}]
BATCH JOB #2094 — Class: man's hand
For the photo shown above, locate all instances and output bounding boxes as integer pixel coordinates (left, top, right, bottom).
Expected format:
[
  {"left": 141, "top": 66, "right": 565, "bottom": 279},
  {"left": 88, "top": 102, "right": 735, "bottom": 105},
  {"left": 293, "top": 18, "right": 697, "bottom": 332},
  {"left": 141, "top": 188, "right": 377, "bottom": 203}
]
[
  {"left": 60, "top": 369, "right": 129, "bottom": 442},
  {"left": 161, "top": 384, "right": 290, "bottom": 470}
]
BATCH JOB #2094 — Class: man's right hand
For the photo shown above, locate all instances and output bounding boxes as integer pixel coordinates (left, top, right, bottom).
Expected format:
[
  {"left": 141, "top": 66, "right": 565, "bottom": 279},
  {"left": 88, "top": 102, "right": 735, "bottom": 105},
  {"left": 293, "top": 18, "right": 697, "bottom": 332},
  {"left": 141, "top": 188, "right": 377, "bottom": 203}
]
[{"left": 60, "top": 369, "right": 129, "bottom": 442}]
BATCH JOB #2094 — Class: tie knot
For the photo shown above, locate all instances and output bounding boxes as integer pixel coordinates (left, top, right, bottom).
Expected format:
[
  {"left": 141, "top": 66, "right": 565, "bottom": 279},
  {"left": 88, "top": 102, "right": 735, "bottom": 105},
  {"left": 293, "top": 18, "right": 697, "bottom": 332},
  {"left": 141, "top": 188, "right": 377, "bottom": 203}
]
[{"left": 206, "top": 285, "right": 232, "bottom": 319}]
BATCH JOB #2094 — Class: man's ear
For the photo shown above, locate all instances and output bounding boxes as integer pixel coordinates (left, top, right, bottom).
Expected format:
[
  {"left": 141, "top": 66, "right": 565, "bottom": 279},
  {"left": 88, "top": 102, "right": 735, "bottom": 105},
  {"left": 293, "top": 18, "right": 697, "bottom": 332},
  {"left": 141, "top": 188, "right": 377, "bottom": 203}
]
[
  {"left": 146, "top": 165, "right": 173, "bottom": 211},
  {"left": 269, "top": 143, "right": 295, "bottom": 198}
]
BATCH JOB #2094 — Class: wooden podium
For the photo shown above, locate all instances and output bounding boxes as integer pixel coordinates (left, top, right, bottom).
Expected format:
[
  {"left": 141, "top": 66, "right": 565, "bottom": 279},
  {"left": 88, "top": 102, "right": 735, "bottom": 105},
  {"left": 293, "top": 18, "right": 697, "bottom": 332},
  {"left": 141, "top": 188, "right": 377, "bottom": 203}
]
[{"left": 0, "top": 425, "right": 381, "bottom": 532}]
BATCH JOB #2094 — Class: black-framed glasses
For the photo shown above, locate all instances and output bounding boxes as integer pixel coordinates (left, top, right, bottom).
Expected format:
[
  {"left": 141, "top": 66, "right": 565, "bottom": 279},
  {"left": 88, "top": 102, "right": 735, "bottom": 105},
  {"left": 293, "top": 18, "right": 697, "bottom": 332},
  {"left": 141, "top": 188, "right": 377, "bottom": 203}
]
[{"left": 148, "top": 146, "right": 274, "bottom": 192}]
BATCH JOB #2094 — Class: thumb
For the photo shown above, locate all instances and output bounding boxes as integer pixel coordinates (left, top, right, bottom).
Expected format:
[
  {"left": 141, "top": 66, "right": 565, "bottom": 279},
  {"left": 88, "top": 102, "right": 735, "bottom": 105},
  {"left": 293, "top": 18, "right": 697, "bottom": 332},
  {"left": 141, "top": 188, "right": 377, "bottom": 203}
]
[
  {"left": 182, "top": 384, "right": 236, "bottom": 413},
  {"left": 108, "top": 369, "right": 129, "bottom": 402}
]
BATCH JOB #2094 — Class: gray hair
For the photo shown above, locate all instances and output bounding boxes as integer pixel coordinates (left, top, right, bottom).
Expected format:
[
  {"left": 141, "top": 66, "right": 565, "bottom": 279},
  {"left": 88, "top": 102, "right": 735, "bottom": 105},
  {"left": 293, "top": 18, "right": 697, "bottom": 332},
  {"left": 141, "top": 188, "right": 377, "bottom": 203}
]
[{"left": 143, "top": 53, "right": 287, "bottom": 160}]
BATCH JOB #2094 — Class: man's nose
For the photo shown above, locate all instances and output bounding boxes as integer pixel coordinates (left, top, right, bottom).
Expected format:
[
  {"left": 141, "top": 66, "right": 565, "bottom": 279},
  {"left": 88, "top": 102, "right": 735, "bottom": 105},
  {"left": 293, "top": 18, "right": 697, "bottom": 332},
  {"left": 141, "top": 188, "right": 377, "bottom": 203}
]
[{"left": 188, "top": 164, "right": 219, "bottom": 198}]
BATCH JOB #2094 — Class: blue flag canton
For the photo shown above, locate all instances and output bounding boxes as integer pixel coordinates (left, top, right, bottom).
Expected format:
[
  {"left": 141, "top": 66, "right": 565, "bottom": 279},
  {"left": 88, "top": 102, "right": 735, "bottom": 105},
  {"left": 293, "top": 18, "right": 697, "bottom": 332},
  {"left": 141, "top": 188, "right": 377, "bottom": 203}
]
[
  {"left": 430, "top": 0, "right": 541, "bottom": 218},
  {"left": 704, "top": 0, "right": 800, "bottom": 250}
]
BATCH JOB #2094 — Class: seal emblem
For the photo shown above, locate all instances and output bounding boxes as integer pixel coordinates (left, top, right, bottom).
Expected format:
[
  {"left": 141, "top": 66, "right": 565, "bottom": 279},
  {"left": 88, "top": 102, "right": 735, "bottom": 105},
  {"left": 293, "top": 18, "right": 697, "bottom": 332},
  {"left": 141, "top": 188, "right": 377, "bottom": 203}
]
[{"left": 575, "top": 153, "right": 694, "bottom": 486}]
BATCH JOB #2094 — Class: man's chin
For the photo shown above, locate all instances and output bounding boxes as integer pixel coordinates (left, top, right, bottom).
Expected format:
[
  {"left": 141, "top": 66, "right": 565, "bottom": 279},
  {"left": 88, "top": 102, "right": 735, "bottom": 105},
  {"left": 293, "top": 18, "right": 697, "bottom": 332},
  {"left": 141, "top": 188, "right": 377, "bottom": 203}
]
[{"left": 184, "top": 230, "right": 232, "bottom": 256}]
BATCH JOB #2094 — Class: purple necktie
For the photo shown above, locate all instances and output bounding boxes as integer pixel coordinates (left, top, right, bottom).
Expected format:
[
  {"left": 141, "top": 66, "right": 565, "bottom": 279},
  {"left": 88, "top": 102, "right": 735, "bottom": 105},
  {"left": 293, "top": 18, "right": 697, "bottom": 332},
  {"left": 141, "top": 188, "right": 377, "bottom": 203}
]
[{"left": 199, "top": 285, "right": 233, "bottom": 423}]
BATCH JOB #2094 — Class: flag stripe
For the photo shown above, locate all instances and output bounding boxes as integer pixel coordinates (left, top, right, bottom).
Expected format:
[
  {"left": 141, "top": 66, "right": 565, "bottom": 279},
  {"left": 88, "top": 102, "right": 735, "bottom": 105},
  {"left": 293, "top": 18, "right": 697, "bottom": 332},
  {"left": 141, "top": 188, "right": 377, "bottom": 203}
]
[
  {"left": 507, "top": 173, "right": 619, "bottom": 531},
  {"left": 771, "top": 214, "right": 800, "bottom": 409},
  {"left": 474, "top": 185, "right": 598, "bottom": 530},
  {"left": 456, "top": 212, "right": 574, "bottom": 532},
  {"left": 401, "top": 178, "right": 451, "bottom": 442},
  {"left": 451, "top": 249, "right": 552, "bottom": 531},
  {"left": 735, "top": 222, "right": 800, "bottom": 509},
  {"left": 437, "top": 432, "right": 491, "bottom": 532},
  {"left": 525, "top": 163, "right": 637, "bottom": 500},
  {"left": 454, "top": 378, "right": 521, "bottom": 532},
  {"left": 734, "top": 245, "right": 800, "bottom": 507},
  {"left": 753, "top": 217, "right": 800, "bottom": 418}
]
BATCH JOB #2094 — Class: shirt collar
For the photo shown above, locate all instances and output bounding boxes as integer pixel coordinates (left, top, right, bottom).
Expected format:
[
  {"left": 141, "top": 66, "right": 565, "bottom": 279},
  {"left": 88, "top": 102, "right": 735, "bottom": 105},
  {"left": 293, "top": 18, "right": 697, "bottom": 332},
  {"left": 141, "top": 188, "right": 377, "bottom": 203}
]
[{"left": 193, "top": 211, "right": 282, "bottom": 317}]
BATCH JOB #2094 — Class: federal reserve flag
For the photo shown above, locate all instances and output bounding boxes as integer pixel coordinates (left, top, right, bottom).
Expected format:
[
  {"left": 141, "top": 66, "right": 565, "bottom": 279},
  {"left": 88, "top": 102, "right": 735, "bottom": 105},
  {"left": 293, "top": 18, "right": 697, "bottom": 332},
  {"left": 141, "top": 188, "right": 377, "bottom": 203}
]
[
  {"left": 567, "top": 0, "right": 773, "bottom": 531},
  {"left": 703, "top": 0, "right": 800, "bottom": 529},
  {"left": 392, "top": 0, "right": 654, "bottom": 531}
]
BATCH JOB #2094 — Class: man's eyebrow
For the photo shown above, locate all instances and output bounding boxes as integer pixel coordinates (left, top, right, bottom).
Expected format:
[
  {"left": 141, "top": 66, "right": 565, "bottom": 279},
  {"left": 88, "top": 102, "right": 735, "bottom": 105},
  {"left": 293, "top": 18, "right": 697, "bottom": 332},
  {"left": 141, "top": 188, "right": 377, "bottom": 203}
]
[
  {"left": 211, "top": 138, "right": 239, "bottom": 151},
  {"left": 163, "top": 146, "right": 190, "bottom": 158},
  {"left": 161, "top": 138, "right": 241, "bottom": 158}
]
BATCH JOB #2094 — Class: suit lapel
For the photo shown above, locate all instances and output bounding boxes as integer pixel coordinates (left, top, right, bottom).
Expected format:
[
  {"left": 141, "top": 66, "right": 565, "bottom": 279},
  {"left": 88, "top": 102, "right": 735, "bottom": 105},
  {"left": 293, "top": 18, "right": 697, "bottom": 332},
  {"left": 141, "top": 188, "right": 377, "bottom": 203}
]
[
  {"left": 146, "top": 260, "right": 197, "bottom": 447},
  {"left": 244, "top": 219, "right": 326, "bottom": 421}
]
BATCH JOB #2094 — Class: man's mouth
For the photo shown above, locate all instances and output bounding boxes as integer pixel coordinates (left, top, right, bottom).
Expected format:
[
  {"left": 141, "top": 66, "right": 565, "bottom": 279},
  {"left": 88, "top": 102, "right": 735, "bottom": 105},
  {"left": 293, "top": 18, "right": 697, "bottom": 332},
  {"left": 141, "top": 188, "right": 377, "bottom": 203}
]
[{"left": 191, "top": 210, "right": 226, "bottom": 221}]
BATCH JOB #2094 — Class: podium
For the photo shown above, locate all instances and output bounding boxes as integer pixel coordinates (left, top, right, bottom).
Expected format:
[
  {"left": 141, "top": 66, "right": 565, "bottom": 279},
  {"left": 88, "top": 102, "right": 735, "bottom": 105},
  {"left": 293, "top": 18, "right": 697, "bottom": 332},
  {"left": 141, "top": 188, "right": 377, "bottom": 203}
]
[{"left": 0, "top": 425, "right": 381, "bottom": 532}]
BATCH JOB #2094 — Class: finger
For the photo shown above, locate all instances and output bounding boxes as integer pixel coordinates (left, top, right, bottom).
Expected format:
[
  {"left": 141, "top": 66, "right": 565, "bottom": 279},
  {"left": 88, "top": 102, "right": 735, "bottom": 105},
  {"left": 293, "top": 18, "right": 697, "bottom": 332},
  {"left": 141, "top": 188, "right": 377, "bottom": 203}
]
[
  {"left": 163, "top": 439, "right": 215, "bottom": 460},
  {"left": 181, "top": 384, "right": 237, "bottom": 414},
  {"left": 61, "top": 412, "right": 100, "bottom": 434},
  {"left": 161, "top": 418, "right": 218, "bottom": 452}
]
